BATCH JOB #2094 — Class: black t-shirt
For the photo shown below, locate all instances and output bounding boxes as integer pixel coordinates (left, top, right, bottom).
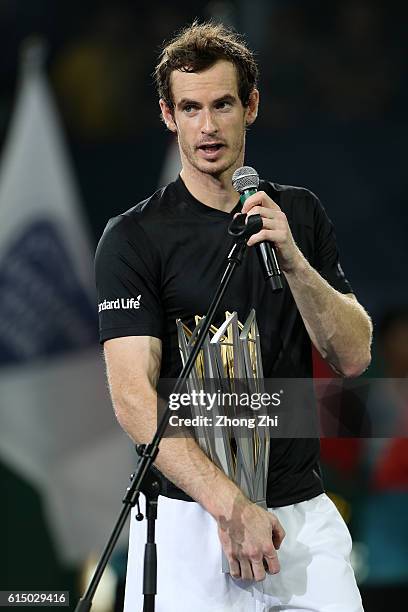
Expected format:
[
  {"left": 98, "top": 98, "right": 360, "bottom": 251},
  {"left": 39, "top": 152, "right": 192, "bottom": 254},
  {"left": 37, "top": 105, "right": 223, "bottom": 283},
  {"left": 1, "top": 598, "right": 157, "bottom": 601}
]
[{"left": 95, "top": 176, "right": 353, "bottom": 507}]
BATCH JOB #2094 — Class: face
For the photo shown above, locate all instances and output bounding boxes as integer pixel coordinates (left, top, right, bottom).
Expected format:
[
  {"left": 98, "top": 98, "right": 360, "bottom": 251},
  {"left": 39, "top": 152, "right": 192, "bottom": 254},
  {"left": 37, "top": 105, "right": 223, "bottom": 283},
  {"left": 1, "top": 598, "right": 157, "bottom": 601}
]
[{"left": 160, "top": 60, "right": 259, "bottom": 178}]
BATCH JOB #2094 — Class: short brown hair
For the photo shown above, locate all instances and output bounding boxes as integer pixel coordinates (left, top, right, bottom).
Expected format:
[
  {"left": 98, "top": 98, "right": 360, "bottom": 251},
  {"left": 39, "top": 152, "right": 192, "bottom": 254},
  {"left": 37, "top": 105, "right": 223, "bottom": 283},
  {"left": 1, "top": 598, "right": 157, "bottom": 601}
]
[{"left": 154, "top": 21, "right": 258, "bottom": 110}]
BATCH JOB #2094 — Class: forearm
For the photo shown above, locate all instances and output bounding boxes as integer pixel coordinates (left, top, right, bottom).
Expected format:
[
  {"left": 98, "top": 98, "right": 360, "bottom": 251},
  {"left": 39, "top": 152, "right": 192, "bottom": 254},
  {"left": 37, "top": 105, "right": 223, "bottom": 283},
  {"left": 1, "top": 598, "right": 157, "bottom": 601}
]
[
  {"left": 112, "top": 383, "right": 243, "bottom": 520},
  {"left": 285, "top": 251, "right": 372, "bottom": 377}
]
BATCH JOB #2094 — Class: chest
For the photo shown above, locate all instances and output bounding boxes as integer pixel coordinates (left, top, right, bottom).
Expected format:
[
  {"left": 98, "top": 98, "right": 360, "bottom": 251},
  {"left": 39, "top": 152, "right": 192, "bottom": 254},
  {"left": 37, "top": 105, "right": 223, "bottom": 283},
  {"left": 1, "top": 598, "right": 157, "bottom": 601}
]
[{"left": 156, "top": 212, "right": 313, "bottom": 326}]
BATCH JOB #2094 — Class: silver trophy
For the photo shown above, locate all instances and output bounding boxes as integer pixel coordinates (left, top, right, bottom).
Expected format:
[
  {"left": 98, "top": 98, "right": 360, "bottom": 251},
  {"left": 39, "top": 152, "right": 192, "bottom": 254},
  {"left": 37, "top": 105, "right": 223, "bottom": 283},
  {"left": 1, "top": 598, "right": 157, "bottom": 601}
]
[{"left": 177, "top": 310, "right": 270, "bottom": 572}]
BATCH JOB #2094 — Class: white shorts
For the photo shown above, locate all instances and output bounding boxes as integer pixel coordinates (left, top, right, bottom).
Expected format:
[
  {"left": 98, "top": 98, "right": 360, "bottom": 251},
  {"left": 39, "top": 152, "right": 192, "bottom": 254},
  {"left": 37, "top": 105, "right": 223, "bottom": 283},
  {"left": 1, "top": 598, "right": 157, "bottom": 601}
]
[{"left": 124, "top": 493, "right": 363, "bottom": 612}]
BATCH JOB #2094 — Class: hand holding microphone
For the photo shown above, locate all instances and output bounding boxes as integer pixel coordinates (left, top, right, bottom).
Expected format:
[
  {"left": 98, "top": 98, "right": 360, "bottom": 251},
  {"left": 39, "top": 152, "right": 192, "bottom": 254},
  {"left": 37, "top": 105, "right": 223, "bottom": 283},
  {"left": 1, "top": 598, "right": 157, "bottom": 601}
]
[{"left": 232, "top": 167, "right": 301, "bottom": 291}]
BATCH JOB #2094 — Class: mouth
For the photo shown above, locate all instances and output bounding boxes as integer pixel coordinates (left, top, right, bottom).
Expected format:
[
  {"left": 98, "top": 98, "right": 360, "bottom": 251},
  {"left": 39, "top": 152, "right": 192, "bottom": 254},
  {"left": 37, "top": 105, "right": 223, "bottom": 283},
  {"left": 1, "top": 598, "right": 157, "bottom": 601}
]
[{"left": 197, "top": 143, "right": 225, "bottom": 159}]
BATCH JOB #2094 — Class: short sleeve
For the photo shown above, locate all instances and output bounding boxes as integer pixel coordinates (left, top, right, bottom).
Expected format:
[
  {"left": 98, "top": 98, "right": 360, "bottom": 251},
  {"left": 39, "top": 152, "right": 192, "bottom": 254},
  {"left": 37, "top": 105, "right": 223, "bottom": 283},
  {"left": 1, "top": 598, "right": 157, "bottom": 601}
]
[
  {"left": 312, "top": 194, "right": 353, "bottom": 295},
  {"left": 94, "top": 215, "right": 163, "bottom": 343}
]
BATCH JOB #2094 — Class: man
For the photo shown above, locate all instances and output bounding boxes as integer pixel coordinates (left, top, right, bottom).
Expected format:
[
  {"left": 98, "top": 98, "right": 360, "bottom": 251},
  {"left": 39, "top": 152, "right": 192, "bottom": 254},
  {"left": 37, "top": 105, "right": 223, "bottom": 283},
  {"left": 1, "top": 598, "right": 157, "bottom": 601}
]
[{"left": 95, "top": 22, "right": 372, "bottom": 611}]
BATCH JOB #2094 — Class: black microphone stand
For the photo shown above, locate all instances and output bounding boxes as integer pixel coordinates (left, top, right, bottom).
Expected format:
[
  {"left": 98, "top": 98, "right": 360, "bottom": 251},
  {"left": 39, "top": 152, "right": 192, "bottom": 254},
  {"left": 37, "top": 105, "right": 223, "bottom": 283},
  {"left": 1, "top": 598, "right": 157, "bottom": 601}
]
[{"left": 74, "top": 214, "right": 263, "bottom": 612}]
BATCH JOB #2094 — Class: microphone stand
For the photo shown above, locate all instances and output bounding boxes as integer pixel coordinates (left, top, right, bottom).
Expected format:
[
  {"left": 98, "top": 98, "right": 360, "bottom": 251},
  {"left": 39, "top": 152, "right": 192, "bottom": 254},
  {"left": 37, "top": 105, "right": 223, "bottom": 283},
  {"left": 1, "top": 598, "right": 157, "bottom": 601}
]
[{"left": 75, "top": 214, "right": 263, "bottom": 612}]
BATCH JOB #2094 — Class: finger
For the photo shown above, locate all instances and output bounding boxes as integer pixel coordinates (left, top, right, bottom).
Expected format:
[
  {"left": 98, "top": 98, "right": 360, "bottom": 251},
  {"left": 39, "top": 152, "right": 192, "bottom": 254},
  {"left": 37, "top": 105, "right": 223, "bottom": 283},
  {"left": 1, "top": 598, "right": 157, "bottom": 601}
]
[
  {"left": 246, "top": 205, "right": 274, "bottom": 219},
  {"left": 238, "top": 558, "right": 253, "bottom": 581},
  {"left": 246, "top": 229, "right": 271, "bottom": 247},
  {"left": 250, "top": 217, "right": 275, "bottom": 231},
  {"left": 272, "top": 522, "right": 286, "bottom": 550},
  {"left": 246, "top": 228, "right": 286, "bottom": 247},
  {"left": 250, "top": 558, "right": 267, "bottom": 582},
  {"left": 263, "top": 549, "right": 280, "bottom": 575},
  {"left": 247, "top": 210, "right": 289, "bottom": 235},
  {"left": 228, "top": 557, "right": 241, "bottom": 579},
  {"left": 242, "top": 191, "right": 281, "bottom": 213}
]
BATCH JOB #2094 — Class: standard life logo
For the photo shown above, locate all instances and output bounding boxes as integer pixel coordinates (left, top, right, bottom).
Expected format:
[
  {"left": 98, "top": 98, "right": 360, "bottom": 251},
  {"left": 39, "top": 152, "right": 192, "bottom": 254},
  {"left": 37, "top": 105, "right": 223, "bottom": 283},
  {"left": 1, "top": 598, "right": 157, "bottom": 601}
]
[{"left": 98, "top": 295, "right": 141, "bottom": 313}]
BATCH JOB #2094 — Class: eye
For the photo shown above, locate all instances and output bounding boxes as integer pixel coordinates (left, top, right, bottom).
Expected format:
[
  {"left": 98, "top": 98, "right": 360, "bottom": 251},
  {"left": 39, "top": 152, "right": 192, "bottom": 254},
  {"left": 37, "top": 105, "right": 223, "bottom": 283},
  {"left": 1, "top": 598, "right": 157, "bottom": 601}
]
[
  {"left": 183, "top": 104, "right": 198, "bottom": 114},
  {"left": 216, "top": 100, "right": 232, "bottom": 110}
]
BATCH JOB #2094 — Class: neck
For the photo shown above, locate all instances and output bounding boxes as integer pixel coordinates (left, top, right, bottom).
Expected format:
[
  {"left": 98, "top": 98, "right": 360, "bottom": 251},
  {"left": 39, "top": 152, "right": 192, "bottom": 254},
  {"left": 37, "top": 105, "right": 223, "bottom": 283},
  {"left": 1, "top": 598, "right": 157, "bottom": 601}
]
[{"left": 180, "top": 162, "right": 242, "bottom": 213}]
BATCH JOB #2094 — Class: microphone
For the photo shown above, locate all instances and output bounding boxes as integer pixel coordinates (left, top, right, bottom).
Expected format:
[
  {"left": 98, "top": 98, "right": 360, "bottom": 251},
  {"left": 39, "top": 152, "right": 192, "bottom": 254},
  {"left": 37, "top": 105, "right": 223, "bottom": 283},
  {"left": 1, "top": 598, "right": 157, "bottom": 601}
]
[{"left": 232, "top": 166, "right": 283, "bottom": 292}]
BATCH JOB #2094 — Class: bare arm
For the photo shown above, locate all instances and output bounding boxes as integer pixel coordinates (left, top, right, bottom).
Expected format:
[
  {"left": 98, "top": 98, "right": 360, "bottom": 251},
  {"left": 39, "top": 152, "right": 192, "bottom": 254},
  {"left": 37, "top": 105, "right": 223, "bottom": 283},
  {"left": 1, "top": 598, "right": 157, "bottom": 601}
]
[
  {"left": 104, "top": 335, "right": 237, "bottom": 516},
  {"left": 243, "top": 192, "right": 372, "bottom": 377},
  {"left": 284, "top": 257, "right": 372, "bottom": 377},
  {"left": 104, "top": 335, "right": 285, "bottom": 580}
]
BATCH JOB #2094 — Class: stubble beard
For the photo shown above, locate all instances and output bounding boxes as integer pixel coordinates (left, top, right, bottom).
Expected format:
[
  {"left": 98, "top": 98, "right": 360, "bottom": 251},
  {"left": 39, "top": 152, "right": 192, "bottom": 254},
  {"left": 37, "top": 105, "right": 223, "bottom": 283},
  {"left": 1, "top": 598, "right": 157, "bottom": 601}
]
[{"left": 178, "top": 129, "right": 246, "bottom": 179}]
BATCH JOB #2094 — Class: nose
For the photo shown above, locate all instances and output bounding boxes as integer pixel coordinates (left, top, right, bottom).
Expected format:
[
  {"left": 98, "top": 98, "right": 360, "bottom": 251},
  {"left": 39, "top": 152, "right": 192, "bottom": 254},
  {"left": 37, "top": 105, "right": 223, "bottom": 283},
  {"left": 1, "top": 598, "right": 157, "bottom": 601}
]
[{"left": 200, "top": 108, "right": 218, "bottom": 135}]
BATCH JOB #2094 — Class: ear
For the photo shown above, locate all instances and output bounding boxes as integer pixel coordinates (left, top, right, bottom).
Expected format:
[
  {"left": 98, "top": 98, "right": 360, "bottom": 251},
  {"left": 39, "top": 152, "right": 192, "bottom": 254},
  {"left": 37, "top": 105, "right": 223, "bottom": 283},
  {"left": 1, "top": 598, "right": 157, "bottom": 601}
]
[
  {"left": 159, "top": 99, "right": 177, "bottom": 133},
  {"left": 245, "top": 89, "right": 259, "bottom": 126}
]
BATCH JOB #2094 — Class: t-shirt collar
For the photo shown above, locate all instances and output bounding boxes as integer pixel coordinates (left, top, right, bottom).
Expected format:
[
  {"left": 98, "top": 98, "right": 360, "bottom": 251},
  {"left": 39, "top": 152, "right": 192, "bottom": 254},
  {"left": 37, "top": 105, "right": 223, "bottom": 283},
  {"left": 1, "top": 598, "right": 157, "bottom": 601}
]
[{"left": 174, "top": 174, "right": 242, "bottom": 218}]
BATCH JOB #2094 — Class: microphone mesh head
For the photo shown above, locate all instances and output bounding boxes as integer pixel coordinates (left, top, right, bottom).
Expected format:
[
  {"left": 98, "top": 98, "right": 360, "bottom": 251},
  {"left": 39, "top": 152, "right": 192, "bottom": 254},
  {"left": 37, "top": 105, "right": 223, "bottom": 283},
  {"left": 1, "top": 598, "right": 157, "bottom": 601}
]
[{"left": 232, "top": 166, "right": 259, "bottom": 193}]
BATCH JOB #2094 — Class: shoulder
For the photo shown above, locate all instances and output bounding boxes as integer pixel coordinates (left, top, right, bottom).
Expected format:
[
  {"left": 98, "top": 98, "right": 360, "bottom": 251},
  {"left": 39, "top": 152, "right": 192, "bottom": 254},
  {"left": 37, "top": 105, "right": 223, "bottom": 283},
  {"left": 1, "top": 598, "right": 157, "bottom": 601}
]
[
  {"left": 104, "top": 184, "right": 171, "bottom": 236},
  {"left": 261, "top": 179, "right": 319, "bottom": 204},
  {"left": 261, "top": 180, "right": 325, "bottom": 225},
  {"left": 96, "top": 183, "right": 176, "bottom": 255}
]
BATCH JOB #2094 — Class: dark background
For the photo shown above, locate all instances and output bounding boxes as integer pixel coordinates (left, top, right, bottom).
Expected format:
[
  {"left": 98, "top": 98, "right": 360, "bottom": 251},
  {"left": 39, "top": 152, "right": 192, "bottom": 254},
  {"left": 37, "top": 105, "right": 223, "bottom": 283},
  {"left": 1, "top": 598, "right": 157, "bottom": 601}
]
[
  {"left": 1, "top": 0, "right": 407, "bottom": 314},
  {"left": 1, "top": 1, "right": 407, "bottom": 610}
]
